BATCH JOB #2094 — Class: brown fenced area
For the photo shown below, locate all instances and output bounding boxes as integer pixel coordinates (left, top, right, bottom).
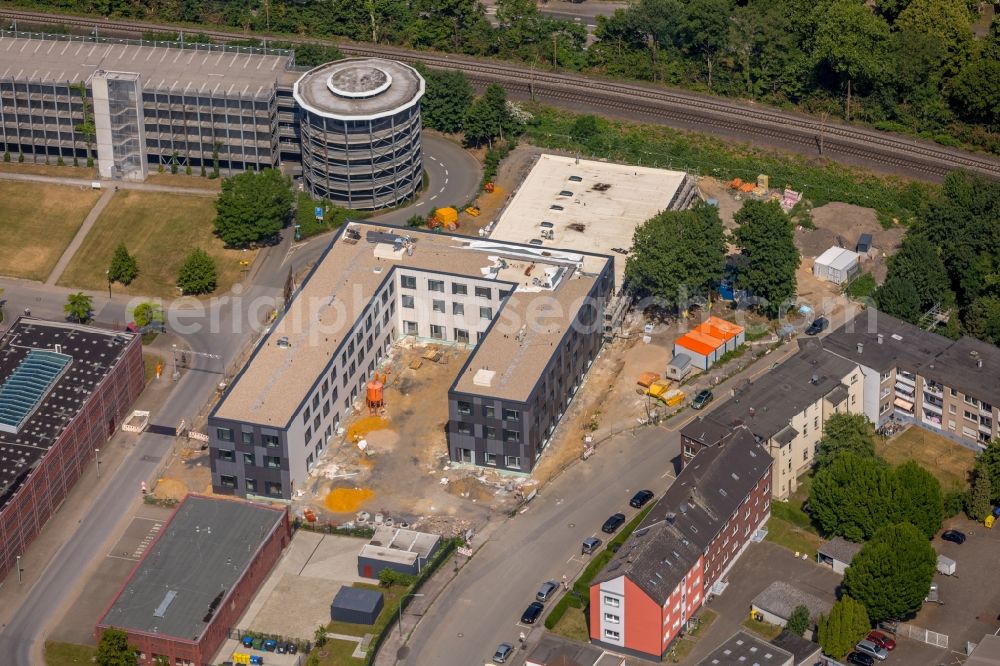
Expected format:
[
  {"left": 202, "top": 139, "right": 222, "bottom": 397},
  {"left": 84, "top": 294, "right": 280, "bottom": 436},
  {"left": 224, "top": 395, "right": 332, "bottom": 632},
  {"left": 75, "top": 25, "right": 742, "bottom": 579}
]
[{"left": 876, "top": 426, "right": 976, "bottom": 491}]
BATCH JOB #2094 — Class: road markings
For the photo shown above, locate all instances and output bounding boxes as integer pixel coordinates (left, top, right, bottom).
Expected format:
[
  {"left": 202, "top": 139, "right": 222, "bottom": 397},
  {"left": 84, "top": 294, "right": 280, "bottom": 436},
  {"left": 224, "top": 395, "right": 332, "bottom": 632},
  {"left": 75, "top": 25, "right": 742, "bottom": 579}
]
[
  {"left": 439, "top": 186, "right": 445, "bottom": 193},
  {"left": 444, "top": 177, "right": 449, "bottom": 185},
  {"left": 428, "top": 155, "right": 438, "bottom": 162},
  {"left": 444, "top": 168, "right": 449, "bottom": 176},
  {"left": 661, "top": 469, "right": 675, "bottom": 479},
  {"left": 415, "top": 201, "right": 424, "bottom": 207},
  {"left": 430, "top": 195, "right": 438, "bottom": 201}
]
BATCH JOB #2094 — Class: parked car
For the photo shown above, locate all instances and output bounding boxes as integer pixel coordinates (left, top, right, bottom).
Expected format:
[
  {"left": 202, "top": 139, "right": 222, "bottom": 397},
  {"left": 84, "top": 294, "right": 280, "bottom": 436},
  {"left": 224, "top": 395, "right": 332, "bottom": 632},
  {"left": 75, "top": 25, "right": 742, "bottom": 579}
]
[
  {"left": 846, "top": 652, "right": 875, "bottom": 666},
  {"left": 601, "top": 513, "right": 626, "bottom": 534},
  {"left": 493, "top": 642, "right": 514, "bottom": 663},
  {"left": 806, "top": 317, "right": 829, "bottom": 336},
  {"left": 866, "top": 631, "right": 896, "bottom": 651},
  {"left": 854, "top": 639, "right": 888, "bottom": 661},
  {"left": 582, "top": 536, "right": 602, "bottom": 555},
  {"left": 691, "top": 389, "right": 714, "bottom": 410},
  {"left": 629, "top": 489, "right": 654, "bottom": 508},
  {"left": 941, "top": 529, "right": 966, "bottom": 544},
  {"left": 536, "top": 581, "right": 559, "bottom": 602},
  {"left": 520, "top": 601, "right": 545, "bottom": 624}
]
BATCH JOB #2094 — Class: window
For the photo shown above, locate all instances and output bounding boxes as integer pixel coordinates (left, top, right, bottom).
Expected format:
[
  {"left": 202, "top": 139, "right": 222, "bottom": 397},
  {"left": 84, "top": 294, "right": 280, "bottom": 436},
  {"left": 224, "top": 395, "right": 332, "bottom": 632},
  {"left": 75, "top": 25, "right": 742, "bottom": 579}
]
[
  {"left": 965, "top": 395, "right": 980, "bottom": 407},
  {"left": 404, "top": 320, "right": 419, "bottom": 335},
  {"left": 402, "top": 294, "right": 415, "bottom": 309},
  {"left": 220, "top": 474, "right": 237, "bottom": 489},
  {"left": 430, "top": 324, "right": 445, "bottom": 340},
  {"left": 401, "top": 275, "right": 416, "bottom": 289},
  {"left": 683, "top": 444, "right": 696, "bottom": 457},
  {"left": 246, "top": 478, "right": 257, "bottom": 493},
  {"left": 313, "top": 414, "right": 321, "bottom": 430},
  {"left": 312, "top": 394, "right": 320, "bottom": 410},
  {"left": 965, "top": 410, "right": 979, "bottom": 422},
  {"left": 604, "top": 629, "right": 620, "bottom": 641},
  {"left": 604, "top": 613, "right": 620, "bottom": 624},
  {"left": 814, "top": 416, "right": 819, "bottom": 429},
  {"left": 217, "top": 449, "right": 235, "bottom": 462},
  {"left": 483, "top": 405, "right": 496, "bottom": 418},
  {"left": 880, "top": 371, "right": 891, "bottom": 382},
  {"left": 480, "top": 307, "right": 493, "bottom": 320},
  {"left": 216, "top": 427, "right": 234, "bottom": 442},
  {"left": 949, "top": 405, "right": 957, "bottom": 414},
  {"left": 803, "top": 449, "right": 808, "bottom": 461},
  {"left": 262, "top": 434, "right": 280, "bottom": 448},
  {"left": 454, "top": 328, "right": 469, "bottom": 344},
  {"left": 503, "top": 408, "right": 520, "bottom": 421},
  {"left": 458, "top": 448, "right": 473, "bottom": 463},
  {"left": 452, "top": 283, "right": 467, "bottom": 295},
  {"left": 243, "top": 453, "right": 254, "bottom": 466},
  {"left": 475, "top": 286, "right": 492, "bottom": 299},
  {"left": 458, "top": 401, "right": 473, "bottom": 415},
  {"left": 452, "top": 302, "right": 464, "bottom": 316},
  {"left": 485, "top": 452, "right": 497, "bottom": 465},
  {"left": 432, "top": 300, "right": 445, "bottom": 313},
  {"left": 428, "top": 279, "right": 445, "bottom": 292},
  {"left": 321, "top": 379, "right": 329, "bottom": 396},
  {"left": 504, "top": 429, "right": 521, "bottom": 443},
  {"left": 241, "top": 431, "right": 254, "bottom": 445},
  {"left": 265, "top": 456, "right": 281, "bottom": 469},
  {"left": 323, "top": 401, "right": 331, "bottom": 417},
  {"left": 457, "top": 422, "right": 473, "bottom": 435},
  {"left": 604, "top": 595, "right": 620, "bottom": 608},
  {"left": 505, "top": 455, "right": 521, "bottom": 467},
  {"left": 485, "top": 426, "right": 496, "bottom": 439},
  {"left": 266, "top": 481, "right": 282, "bottom": 496}
]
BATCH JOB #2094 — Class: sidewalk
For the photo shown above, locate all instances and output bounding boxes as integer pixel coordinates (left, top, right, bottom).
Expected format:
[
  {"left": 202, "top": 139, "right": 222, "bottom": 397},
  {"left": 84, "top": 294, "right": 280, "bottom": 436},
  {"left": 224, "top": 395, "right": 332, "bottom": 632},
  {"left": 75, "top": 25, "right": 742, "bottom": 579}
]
[
  {"left": 45, "top": 187, "right": 114, "bottom": 285},
  {"left": 0, "top": 171, "right": 218, "bottom": 196}
]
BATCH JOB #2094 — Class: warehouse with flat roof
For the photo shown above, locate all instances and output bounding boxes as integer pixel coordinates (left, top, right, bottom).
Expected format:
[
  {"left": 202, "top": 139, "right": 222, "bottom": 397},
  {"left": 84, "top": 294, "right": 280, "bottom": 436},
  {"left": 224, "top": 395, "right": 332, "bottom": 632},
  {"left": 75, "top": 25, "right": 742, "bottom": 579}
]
[
  {"left": 208, "top": 222, "right": 613, "bottom": 497},
  {"left": 96, "top": 495, "right": 290, "bottom": 666},
  {"left": 0, "top": 317, "right": 143, "bottom": 582}
]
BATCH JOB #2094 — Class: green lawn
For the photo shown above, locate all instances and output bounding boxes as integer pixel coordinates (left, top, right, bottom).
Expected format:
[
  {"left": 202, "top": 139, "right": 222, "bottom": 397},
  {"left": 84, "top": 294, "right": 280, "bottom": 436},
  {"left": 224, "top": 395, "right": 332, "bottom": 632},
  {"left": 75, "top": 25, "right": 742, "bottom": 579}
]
[
  {"left": 44, "top": 641, "right": 95, "bottom": 666},
  {"left": 742, "top": 616, "right": 784, "bottom": 640},
  {"left": 766, "top": 474, "right": 824, "bottom": 558},
  {"left": 57, "top": 190, "right": 255, "bottom": 298},
  {"left": 877, "top": 426, "right": 976, "bottom": 492},
  {"left": 324, "top": 582, "right": 407, "bottom": 638},
  {"left": 309, "top": 637, "right": 363, "bottom": 665},
  {"left": 550, "top": 605, "right": 590, "bottom": 642},
  {"left": 0, "top": 181, "right": 101, "bottom": 281}
]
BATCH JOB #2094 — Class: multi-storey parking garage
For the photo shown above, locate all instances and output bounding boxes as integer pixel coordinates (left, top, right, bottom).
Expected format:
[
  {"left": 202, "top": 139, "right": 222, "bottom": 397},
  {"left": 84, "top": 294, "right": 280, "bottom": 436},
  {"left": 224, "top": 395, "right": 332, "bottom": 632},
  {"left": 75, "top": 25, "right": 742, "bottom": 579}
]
[{"left": 293, "top": 58, "right": 424, "bottom": 209}]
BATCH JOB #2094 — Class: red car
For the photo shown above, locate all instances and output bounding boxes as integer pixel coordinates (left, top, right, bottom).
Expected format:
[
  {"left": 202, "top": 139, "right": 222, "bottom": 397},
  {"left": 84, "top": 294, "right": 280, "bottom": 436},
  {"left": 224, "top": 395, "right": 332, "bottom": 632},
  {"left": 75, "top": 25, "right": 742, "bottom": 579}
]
[{"left": 867, "top": 631, "right": 896, "bottom": 651}]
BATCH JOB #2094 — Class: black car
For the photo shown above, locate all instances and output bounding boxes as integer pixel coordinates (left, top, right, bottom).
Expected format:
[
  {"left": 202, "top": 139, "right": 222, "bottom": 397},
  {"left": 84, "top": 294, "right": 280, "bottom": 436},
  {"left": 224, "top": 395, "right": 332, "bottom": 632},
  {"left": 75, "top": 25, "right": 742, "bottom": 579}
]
[
  {"left": 846, "top": 652, "right": 875, "bottom": 666},
  {"left": 806, "top": 317, "right": 829, "bottom": 336},
  {"left": 629, "top": 490, "right": 655, "bottom": 508},
  {"left": 691, "top": 389, "right": 714, "bottom": 410},
  {"left": 602, "top": 513, "right": 627, "bottom": 534},
  {"left": 941, "top": 529, "right": 966, "bottom": 544},
  {"left": 520, "top": 601, "right": 545, "bottom": 624}
]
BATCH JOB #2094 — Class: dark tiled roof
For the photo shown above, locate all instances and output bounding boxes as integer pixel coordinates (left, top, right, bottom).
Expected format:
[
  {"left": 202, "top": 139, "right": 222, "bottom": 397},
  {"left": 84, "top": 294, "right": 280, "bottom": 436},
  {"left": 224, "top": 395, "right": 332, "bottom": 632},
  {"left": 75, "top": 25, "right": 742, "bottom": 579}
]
[
  {"left": 682, "top": 416, "right": 731, "bottom": 446},
  {"left": 752, "top": 581, "right": 831, "bottom": 623},
  {"left": 695, "top": 630, "right": 794, "bottom": 666},
  {"left": 332, "top": 586, "right": 383, "bottom": 613},
  {"left": 593, "top": 427, "right": 771, "bottom": 605},
  {"left": 524, "top": 633, "right": 611, "bottom": 666},
  {"left": 927, "top": 337, "right": 1000, "bottom": 405},
  {"left": 818, "top": 536, "right": 861, "bottom": 564},
  {"left": 683, "top": 339, "right": 856, "bottom": 445},
  {"left": 770, "top": 631, "right": 822, "bottom": 666}
]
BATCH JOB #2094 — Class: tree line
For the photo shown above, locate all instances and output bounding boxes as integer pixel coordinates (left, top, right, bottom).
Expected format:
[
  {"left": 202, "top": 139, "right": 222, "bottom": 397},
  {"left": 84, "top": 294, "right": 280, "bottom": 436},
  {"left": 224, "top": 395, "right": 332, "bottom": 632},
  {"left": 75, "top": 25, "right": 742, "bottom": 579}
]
[{"left": 18, "top": 0, "right": 998, "bottom": 154}]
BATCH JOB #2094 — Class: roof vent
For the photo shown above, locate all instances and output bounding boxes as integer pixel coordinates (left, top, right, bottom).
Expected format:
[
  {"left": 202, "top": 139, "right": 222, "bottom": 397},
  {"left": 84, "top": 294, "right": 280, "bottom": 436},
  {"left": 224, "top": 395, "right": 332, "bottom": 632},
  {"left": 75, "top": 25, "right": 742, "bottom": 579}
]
[
  {"left": 276, "top": 337, "right": 290, "bottom": 348},
  {"left": 810, "top": 374, "right": 819, "bottom": 385},
  {"left": 970, "top": 350, "right": 980, "bottom": 358},
  {"left": 977, "top": 359, "right": 983, "bottom": 369},
  {"left": 857, "top": 342, "right": 864, "bottom": 354},
  {"left": 472, "top": 369, "right": 495, "bottom": 387},
  {"left": 877, "top": 333, "right": 884, "bottom": 344}
]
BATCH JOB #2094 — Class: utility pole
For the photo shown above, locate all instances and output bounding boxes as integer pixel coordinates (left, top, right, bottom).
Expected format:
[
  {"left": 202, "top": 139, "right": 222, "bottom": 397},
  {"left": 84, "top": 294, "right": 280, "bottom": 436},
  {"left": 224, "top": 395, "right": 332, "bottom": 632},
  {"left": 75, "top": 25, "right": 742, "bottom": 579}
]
[
  {"left": 16, "top": 555, "right": 22, "bottom": 583},
  {"left": 95, "top": 448, "right": 101, "bottom": 478}
]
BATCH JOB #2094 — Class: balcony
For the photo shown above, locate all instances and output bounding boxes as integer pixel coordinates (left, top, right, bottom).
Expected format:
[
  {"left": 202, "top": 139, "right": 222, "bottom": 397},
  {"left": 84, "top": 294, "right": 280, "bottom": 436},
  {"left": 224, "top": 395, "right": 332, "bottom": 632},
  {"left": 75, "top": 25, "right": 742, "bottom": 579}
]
[
  {"left": 897, "top": 372, "right": 916, "bottom": 386},
  {"left": 980, "top": 422, "right": 994, "bottom": 435},
  {"left": 921, "top": 399, "right": 942, "bottom": 414},
  {"left": 923, "top": 383, "right": 943, "bottom": 398},
  {"left": 922, "top": 415, "right": 943, "bottom": 429},
  {"left": 895, "top": 381, "right": 915, "bottom": 397}
]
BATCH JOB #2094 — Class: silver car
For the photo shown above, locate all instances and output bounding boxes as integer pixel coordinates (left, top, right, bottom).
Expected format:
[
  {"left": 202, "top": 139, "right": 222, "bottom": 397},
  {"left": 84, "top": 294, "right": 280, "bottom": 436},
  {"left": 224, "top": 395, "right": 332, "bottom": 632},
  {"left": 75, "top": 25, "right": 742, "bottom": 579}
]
[
  {"left": 855, "top": 639, "right": 888, "bottom": 661},
  {"left": 536, "top": 580, "right": 559, "bottom": 602},
  {"left": 493, "top": 642, "right": 513, "bottom": 663}
]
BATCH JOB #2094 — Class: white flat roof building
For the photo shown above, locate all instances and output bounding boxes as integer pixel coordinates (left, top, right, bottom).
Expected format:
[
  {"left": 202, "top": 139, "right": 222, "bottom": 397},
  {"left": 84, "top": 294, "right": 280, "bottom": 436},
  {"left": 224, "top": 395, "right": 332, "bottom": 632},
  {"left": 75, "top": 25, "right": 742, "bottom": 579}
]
[{"left": 488, "top": 154, "right": 694, "bottom": 285}]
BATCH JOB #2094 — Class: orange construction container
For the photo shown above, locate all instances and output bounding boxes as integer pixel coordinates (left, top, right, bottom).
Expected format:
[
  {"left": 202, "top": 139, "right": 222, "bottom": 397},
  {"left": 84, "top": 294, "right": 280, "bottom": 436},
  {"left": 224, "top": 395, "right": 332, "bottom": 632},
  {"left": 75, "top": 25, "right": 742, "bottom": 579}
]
[
  {"left": 637, "top": 371, "right": 660, "bottom": 388},
  {"left": 366, "top": 378, "right": 384, "bottom": 405}
]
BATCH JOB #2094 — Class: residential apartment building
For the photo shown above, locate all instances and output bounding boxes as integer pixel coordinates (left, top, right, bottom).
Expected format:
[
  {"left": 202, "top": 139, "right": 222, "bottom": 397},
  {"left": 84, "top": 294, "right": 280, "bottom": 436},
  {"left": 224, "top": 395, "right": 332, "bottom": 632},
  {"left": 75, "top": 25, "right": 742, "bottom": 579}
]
[
  {"left": 824, "top": 310, "right": 1000, "bottom": 449},
  {"left": 680, "top": 339, "right": 862, "bottom": 500},
  {"left": 209, "top": 224, "right": 613, "bottom": 498},
  {"left": 590, "top": 427, "right": 772, "bottom": 661}
]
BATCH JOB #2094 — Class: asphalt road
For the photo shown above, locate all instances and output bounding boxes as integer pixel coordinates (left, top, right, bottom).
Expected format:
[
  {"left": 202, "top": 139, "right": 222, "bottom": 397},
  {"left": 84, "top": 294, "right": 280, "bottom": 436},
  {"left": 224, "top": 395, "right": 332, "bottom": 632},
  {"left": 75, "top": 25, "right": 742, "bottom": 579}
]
[{"left": 0, "top": 133, "right": 481, "bottom": 665}]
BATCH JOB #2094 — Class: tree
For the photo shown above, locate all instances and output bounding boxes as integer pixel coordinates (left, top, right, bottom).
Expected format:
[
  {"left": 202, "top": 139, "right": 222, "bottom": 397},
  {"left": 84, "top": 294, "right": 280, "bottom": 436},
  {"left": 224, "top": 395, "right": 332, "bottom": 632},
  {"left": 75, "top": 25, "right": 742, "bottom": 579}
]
[
  {"left": 814, "top": 413, "right": 877, "bottom": 469},
  {"left": 786, "top": 604, "right": 811, "bottom": 636},
  {"left": 732, "top": 200, "right": 800, "bottom": 317},
  {"left": 882, "top": 235, "right": 952, "bottom": 311},
  {"left": 64, "top": 292, "right": 93, "bottom": 324},
  {"left": 964, "top": 296, "right": 1000, "bottom": 345},
  {"left": 977, "top": 438, "right": 1000, "bottom": 503},
  {"left": 96, "top": 627, "right": 137, "bottom": 666},
  {"left": 810, "top": 451, "right": 897, "bottom": 541},
  {"left": 131, "top": 302, "right": 162, "bottom": 328},
  {"left": 875, "top": 275, "right": 922, "bottom": 323},
  {"left": 463, "top": 84, "right": 515, "bottom": 148},
  {"left": 108, "top": 243, "right": 139, "bottom": 286},
  {"left": 817, "top": 595, "right": 870, "bottom": 660},
  {"left": 967, "top": 461, "right": 992, "bottom": 520},
  {"left": 894, "top": 461, "right": 944, "bottom": 539},
  {"left": 950, "top": 57, "right": 1000, "bottom": 125},
  {"left": 895, "top": 0, "right": 973, "bottom": 78},
  {"left": 843, "top": 522, "right": 937, "bottom": 623},
  {"left": 313, "top": 625, "right": 328, "bottom": 648},
  {"left": 624, "top": 204, "right": 726, "bottom": 309},
  {"left": 570, "top": 115, "right": 600, "bottom": 143},
  {"left": 176, "top": 248, "right": 217, "bottom": 295},
  {"left": 420, "top": 68, "right": 474, "bottom": 134},
  {"left": 214, "top": 169, "right": 293, "bottom": 247},
  {"left": 675, "top": 0, "right": 734, "bottom": 89}
]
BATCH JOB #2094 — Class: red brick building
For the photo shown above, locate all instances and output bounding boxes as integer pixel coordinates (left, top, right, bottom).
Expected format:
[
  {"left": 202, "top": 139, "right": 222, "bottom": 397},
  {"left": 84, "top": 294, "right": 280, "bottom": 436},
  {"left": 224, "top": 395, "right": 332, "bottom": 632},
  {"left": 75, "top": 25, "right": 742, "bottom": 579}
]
[
  {"left": 590, "top": 426, "right": 772, "bottom": 660},
  {"left": 96, "top": 495, "right": 291, "bottom": 666},
  {"left": 0, "top": 318, "right": 144, "bottom": 581}
]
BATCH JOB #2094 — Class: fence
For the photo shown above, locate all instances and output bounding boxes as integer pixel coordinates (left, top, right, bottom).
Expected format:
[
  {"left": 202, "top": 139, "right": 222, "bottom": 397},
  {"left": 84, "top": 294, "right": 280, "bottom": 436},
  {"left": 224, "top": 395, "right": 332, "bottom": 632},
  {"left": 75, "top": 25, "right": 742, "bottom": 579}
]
[{"left": 893, "top": 622, "right": 949, "bottom": 649}]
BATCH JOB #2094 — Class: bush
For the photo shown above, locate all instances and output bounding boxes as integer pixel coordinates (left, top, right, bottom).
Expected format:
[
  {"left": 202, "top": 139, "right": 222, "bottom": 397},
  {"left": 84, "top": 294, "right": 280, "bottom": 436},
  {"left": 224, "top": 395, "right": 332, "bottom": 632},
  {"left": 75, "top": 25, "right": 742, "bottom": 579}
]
[
  {"left": 482, "top": 140, "right": 516, "bottom": 188},
  {"left": 3, "top": 151, "right": 9, "bottom": 162},
  {"left": 844, "top": 273, "right": 877, "bottom": 300},
  {"left": 295, "top": 193, "right": 357, "bottom": 239},
  {"left": 378, "top": 568, "right": 415, "bottom": 587},
  {"left": 406, "top": 214, "right": 425, "bottom": 227}
]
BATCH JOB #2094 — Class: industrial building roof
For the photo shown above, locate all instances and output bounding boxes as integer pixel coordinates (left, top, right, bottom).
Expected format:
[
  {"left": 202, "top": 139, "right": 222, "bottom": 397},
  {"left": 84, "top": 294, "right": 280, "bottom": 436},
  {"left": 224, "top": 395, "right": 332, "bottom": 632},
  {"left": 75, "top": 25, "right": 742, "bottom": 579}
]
[
  {"left": 525, "top": 633, "right": 624, "bottom": 666},
  {"left": 0, "top": 34, "right": 291, "bottom": 97},
  {"left": 695, "top": 631, "right": 793, "bottom": 666},
  {"left": 0, "top": 319, "right": 136, "bottom": 511},
  {"left": 359, "top": 526, "right": 440, "bottom": 565},
  {"left": 814, "top": 246, "right": 860, "bottom": 271},
  {"left": 769, "top": 631, "right": 822, "bottom": 666},
  {"left": 752, "top": 581, "right": 832, "bottom": 623},
  {"left": 293, "top": 58, "right": 424, "bottom": 120},
  {"left": 965, "top": 634, "right": 1000, "bottom": 666},
  {"left": 824, "top": 310, "right": 1000, "bottom": 404},
  {"left": 212, "top": 223, "right": 612, "bottom": 425},
  {"left": 685, "top": 339, "right": 858, "bottom": 445},
  {"left": 331, "top": 586, "right": 383, "bottom": 613},
  {"left": 592, "top": 427, "right": 771, "bottom": 605},
  {"left": 488, "top": 154, "right": 690, "bottom": 286},
  {"left": 817, "top": 536, "right": 862, "bottom": 564},
  {"left": 98, "top": 495, "right": 286, "bottom": 641}
]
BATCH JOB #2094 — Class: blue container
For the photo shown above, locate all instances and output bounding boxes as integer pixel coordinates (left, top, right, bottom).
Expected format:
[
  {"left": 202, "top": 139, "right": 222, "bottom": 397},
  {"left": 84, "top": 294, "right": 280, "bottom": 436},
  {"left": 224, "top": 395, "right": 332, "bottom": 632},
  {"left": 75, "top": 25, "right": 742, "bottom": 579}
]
[{"left": 241, "top": 636, "right": 253, "bottom": 648}]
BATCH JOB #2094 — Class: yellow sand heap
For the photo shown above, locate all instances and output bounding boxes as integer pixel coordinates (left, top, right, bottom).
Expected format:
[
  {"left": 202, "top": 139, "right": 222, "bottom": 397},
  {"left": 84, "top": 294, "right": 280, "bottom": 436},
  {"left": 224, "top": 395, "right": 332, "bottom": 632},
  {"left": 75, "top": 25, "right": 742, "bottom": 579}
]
[
  {"left": 324, "top": 487, "right": 374, "bottom": 513},
  {"left": 347, "top": 416, "right": 389, "bottom": 442}
]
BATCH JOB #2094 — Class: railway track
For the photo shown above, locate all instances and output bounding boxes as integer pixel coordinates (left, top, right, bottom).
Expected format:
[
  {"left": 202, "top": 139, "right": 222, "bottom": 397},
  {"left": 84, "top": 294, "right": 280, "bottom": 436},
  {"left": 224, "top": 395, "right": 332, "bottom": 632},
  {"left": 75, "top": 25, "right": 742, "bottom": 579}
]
[{"left": 3, "top": 7, "right": 999, "bottom": 181}]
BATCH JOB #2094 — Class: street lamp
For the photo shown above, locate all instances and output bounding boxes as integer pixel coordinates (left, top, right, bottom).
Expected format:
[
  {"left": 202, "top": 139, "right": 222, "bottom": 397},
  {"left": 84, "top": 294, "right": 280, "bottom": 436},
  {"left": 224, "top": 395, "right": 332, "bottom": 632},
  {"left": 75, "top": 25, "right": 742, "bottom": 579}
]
[
  {"left": 398, "top": 593, "right": 424, "bottom": 636},
  {"left": 16, "top": 555, "right": 22, "bottom": 584},
  {"left": 95, "top": 448, "right": 101, "bottom": 478}
]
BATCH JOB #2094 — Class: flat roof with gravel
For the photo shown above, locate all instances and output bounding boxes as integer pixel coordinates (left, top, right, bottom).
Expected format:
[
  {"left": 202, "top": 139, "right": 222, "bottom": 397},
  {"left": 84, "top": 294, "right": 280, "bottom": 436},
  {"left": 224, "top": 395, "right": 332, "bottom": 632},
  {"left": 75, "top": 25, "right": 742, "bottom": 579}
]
[
  {"left": 489, "top": 154, "right": 688, "bottom": 285},
  {"left": 213, "top": 222, "right": 612, "bottom": 426},
  {"left": 293, "top": 58, "right": 424, "bottom": 120},
  {"left": 0, "top": 35, "right": 292, "bottom": 97},
  {"left": 97, "top": 495, "right": 286, "bottom": 641}
]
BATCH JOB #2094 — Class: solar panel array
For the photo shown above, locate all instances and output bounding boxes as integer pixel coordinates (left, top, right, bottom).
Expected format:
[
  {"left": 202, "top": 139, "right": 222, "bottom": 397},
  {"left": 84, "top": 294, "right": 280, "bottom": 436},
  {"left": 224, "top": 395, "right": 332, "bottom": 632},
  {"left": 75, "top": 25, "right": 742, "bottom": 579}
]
[{"left": 0, "top": 349, "right": 71, "bottom": 434}]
